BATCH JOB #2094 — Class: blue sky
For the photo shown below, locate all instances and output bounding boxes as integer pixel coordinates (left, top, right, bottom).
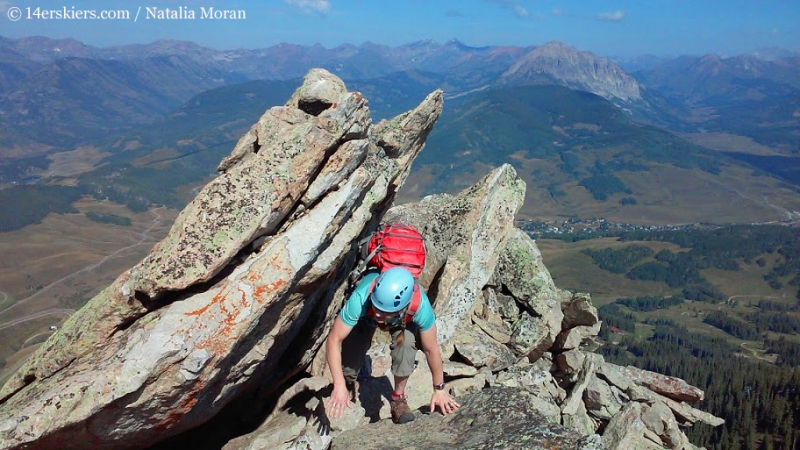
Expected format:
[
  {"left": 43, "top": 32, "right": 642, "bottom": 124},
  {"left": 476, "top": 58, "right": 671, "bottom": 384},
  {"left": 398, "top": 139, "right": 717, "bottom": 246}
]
[{"left": 1, "top": 0, "right": 798, "bottom": 57}]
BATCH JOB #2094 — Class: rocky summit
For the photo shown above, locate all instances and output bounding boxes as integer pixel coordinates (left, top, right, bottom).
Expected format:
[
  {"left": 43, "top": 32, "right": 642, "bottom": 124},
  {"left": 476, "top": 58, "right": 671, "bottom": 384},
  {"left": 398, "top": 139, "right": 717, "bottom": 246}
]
[{"left": 0, "top": 69, "right": 720, "bottom": 450}]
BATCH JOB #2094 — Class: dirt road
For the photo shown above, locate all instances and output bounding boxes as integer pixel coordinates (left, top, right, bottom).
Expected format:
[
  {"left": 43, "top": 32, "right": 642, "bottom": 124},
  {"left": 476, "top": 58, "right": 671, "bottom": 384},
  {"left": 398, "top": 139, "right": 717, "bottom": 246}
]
[
  {"left": 0, "top": 308, "right": 75, "bottom": 332},
  {"left": 0, "top": 207, "right": 164, "bottom": 319}
]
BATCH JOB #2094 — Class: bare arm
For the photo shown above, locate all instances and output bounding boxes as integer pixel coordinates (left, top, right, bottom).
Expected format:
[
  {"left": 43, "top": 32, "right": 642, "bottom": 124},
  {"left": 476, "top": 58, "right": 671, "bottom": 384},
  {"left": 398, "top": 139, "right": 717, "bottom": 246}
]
[
  {"left": 420, "top": 323, "right": 461, "bottom": 415},
  {"left": 419, "top": 324, "right": 444, "bottom": 386},
  {"left": 325, "top": 316, "right": 354, "bottom": 418},
  {"left": 325, "top": 316, "right": 353, "bottom": 388}
]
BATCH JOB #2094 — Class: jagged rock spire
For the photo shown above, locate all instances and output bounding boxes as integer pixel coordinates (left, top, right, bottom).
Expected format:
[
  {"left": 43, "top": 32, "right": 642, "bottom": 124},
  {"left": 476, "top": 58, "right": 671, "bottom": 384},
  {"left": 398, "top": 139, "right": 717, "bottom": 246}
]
[
  {"left": 0, "top": 69, "right": 442, "bottom": 449},
  {"left": 0, "top": 69, "right": 720, "bottom": 450}
]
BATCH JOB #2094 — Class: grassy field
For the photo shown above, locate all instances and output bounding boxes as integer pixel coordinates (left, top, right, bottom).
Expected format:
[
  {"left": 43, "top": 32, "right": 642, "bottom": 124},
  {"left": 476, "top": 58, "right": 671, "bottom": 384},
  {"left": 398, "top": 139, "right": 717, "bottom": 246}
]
[
  {"left": 536, "top": 237, "right": 686, "bottom": 305},
  {"left": 400, "top": 157, "right": 800, "bottom": 226},
  {"left": 0, "top": 199, "right": 177, "bottom": 381},
  {"left": 537, "top": 235, "right": 794, "bottom": 363},
  {"left": 45, "top": 146, "right": 112, "bottom": 177},
  {"left": 679, "top": 132, "right": 792, "bottom": 156}
]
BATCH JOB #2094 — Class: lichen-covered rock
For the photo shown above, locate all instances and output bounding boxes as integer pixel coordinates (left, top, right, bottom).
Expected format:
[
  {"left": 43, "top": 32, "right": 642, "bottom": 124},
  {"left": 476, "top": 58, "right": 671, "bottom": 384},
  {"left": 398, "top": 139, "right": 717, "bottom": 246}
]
[
  {"left": 553, "top": 322, "right": 602, "bottom": 351},
  {"left": 562, "top": 292, "right": 599, "bottom": 328},
  {"left": 495, "top": 228, "right": 562, "bottom": 317},
  {"left": 584, "top": 376, "right": 623, "bottom": 420},
  {"left": 382, "top": 164, "right": 526, "bottom": 345},
  {"left": 618, "top": 365, "right": 705, "bottom": 402},
  {"left": 493, "top": 229, "right": 564, "bottom": 360},
  {"left": 452, "top": 325, "right": 518, "bottom": 371},
  {"left": 285, "top": 67, "right": 348, "bottom": 116},
  {"left": 0, "top": 66, "right": 723, "bottom": 450},
  {"left": 332, "top": 387, "right": 606, "bottom": 450},
  {"left": 627, "top": 385, "right": 724, "bottom": 427},
  {"left": 602, "top": 402, "right": 646, "bottom": 450},
  {"left": 0, "top": 70, "right": 442, "bottom": 450}
]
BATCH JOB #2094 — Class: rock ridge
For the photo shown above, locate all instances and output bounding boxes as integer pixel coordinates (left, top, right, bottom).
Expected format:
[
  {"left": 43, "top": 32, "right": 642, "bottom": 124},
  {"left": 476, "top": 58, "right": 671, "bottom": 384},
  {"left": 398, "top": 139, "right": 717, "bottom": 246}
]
[{"left": 0, "top": 69, "right": 719, "bottom": 450}]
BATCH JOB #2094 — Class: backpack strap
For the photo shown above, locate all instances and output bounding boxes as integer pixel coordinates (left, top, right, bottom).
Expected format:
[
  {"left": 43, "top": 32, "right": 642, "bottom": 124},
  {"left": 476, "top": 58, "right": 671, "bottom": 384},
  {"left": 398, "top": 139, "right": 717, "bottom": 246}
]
[
  {"left": 365, "top": 277, "right": 383, "bottom": 321},
  {"left": 404, "top": 283, "right": 422, "bottom": 325},
  {"left": 348, "top": 227, "right": 384, "bottom": 286},
  {"left": 348, "top": 244, "right": 381, "bottom": 286}
]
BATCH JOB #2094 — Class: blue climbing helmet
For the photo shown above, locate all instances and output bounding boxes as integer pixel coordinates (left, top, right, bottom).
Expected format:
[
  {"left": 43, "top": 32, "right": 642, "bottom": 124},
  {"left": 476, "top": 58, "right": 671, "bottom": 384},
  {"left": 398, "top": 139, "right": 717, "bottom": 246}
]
[{"left": 370, "top": 267, "right": 415, "bottom": 313}]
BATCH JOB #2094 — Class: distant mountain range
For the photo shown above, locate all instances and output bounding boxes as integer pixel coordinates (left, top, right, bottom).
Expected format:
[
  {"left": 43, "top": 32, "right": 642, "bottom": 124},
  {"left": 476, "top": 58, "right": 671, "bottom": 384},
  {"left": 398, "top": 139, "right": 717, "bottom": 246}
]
[
  {"left": 1, "top": 35, "right": 799, "bottom": 228},
  {"left": 635, "top": 53, "right": 800, "bottom": 151},
  {"left": 1, "top": 36, "right": 798, "bottom": 156}
]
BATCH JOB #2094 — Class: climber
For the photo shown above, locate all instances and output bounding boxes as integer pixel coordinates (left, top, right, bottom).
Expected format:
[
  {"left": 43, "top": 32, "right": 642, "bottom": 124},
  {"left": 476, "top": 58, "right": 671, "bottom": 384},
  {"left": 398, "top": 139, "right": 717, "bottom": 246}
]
[{"left": 325, "top": 267, "right": 460, "bottom": 424}]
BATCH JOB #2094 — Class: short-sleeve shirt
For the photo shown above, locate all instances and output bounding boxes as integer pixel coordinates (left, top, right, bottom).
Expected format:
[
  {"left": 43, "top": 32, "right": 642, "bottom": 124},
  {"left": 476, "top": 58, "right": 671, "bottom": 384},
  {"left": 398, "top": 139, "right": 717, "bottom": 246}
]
[{"left": 339, "top": 272, "right": 436, "bottom": 331}]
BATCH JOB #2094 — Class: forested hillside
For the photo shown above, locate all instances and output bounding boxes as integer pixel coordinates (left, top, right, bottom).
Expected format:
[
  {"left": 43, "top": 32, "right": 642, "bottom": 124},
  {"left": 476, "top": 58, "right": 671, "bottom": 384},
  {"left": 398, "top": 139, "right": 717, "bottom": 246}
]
[{"left": 545, "top": 223, "right": 800, "bottom": 449}]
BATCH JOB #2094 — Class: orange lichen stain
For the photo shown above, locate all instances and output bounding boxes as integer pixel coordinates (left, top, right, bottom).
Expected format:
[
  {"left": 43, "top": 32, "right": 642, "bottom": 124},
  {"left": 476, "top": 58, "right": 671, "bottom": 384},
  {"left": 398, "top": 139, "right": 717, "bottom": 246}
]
[
  {"left": 186, "top": 286, "right": 232, "bottom": 316},
  {"left": 542, "top": 439, "right": 561, "bottom": 449},
  {"left": 154, "top": 380, "right": 207, "bottom": 431},
  {"left": 331, "top": 103, "right": 337, "bottom": 109},
  {"left": 186, "top": 301, "right": 213, "bottom": 317},
  {"left": 353, "top": 92, "right": 362, "bottom": 100},
  {"left": 248, "top": 271, "right": 263, "bottom": 283},
  {"left": 253, "top": 278, "right": 288, "bottom": 302},
  {"left": 192, "top": 285, "right": 251, "bottom": 355}
]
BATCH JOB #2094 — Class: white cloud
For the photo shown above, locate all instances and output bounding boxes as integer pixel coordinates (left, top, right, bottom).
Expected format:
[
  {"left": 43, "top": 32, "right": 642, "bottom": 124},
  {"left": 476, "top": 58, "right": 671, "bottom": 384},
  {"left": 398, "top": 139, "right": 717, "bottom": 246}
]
[
  {"left": 551, "top": 8, "right": 564, "bottom": 17},
  {"left": 487, "top": 0, "right": 530, "bottom": 19},
  {"left": 285, "top": 0, "right": 331, "bottom": 15},
  {"left": 772, "top": 28, "right": 780, "bottom": 36},
  {"left": 597, "top": 10, "right": 625, "bottom": 22},
  {"left": 0, "top": 1, "right": 10, "bottom": 13}
]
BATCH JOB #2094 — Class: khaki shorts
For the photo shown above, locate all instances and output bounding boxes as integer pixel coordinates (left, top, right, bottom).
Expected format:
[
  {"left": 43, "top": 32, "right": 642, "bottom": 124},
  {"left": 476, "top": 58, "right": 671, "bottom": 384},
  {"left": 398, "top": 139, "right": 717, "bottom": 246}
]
[{"left": 341, "top": 321, "right": 421, "bottom": 381}]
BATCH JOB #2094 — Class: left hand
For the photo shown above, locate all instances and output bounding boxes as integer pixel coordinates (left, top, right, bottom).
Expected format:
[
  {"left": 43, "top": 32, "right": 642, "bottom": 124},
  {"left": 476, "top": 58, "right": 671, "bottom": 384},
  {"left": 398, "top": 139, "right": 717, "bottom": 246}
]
[{"left": 430, "top": 389, "right": 460, "bottom": 415}]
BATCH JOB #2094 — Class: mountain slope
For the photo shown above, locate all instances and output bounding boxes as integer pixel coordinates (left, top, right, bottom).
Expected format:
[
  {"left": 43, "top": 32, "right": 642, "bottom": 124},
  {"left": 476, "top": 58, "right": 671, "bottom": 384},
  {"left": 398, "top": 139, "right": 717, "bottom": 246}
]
[
  {"left": 0, "top": 36, "right": 98, "bottom": 63},
  {"left": 0, "top": 46, "right": 41, "bottom": 92},
  {"left": 499, "top": 41, "right": 642, "bottom": 102},
  {"left": 0, "top": 55, "right": 248, "bottom": 151},
  {"left": 403, "top": 85, "right": 800, "bottom": 223},
  {"left": 421, "top": 84, "right": 718, "bottom": 173},
  {"left": 634, "top": 55, "right": 800, "bottom": 151},
  {"left": 0, "top": 36, "right": 681, "bottom": 158}
]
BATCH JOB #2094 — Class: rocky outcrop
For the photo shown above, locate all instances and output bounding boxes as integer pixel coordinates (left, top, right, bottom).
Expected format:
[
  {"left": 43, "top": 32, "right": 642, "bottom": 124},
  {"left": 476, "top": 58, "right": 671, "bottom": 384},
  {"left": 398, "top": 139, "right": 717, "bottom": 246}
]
[
  {"left": 500, "top": 41, "right": 643, "bottom": 102},
  {"left": 332, "top": 387, "right": 604, "bottom": 450},
  {"left": 0, "top": 69, "right": 720, "bottom": 450},
  {"left": 0, "top": 68, "right": 441, "bottom": 449},
  {"left": 224, "top": 170, "right": 722, "bottom": 450}
]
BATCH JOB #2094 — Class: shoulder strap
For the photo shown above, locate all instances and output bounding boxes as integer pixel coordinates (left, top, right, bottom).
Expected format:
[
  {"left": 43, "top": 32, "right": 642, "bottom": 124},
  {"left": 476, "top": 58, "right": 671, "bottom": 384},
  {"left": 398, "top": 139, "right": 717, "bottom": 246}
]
[
  {"left": 404, "top": 283, "right": 422, "bottom": 324},
  {"left": 350, "top": 246, "right": 380, "bottom": 285},
  {"left": 349, "top": 228, "right": 384, "bottom": 285},
  {"left": 366, "top": 278, "right": 378, "bottom": 319}
]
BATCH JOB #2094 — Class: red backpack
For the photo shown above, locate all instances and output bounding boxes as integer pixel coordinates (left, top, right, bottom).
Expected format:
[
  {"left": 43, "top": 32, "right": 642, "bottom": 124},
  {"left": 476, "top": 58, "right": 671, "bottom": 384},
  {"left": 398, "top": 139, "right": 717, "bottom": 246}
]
[
  {"left": 363, "top": 223, "right": 426, "bottom": 277},
  {"left": 350, "top": 223, "right": 427, "bottom": 325}
]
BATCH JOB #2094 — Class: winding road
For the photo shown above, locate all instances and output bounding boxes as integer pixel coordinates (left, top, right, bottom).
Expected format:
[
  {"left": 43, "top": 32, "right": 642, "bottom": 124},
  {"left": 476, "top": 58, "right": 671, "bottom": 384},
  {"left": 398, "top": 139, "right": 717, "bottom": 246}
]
[
  {"left": 740, "top": 342, "right": 775, "bottom": 363},
  {"left": 0, "top": 207, "right": 164, "bottom": 320},
  {"left": 0, "top": 308, "right": 75, "bottom": 332},
  {"left": 725, "top": 294, "right": 781, "bottom": 304},
  {"left": 712, "top": 177, "right": 800, "bottom": 222},
  {"left": 0, "top": 207, "right": 167, "bottom": 383}
]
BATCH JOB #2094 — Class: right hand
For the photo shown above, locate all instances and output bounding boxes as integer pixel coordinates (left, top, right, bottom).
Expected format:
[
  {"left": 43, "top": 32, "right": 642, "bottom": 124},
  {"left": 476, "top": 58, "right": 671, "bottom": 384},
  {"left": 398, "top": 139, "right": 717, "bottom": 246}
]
[{"left": 326, "top": 384, "right": 351, "bottom": 419}]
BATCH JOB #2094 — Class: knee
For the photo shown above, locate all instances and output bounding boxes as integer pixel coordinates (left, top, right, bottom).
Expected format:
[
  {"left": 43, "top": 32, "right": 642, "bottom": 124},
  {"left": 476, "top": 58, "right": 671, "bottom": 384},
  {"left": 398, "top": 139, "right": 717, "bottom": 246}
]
[{"left": 342, "top": 366, "right": 359, "bottom": 383}]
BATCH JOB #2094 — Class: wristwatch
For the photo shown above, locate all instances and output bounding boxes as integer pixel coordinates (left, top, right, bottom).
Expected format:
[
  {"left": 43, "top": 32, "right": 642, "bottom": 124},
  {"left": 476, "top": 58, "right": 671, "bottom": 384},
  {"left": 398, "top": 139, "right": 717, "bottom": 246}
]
[{"left": 433, "top": 382, "right": 446, "bottom": 391}]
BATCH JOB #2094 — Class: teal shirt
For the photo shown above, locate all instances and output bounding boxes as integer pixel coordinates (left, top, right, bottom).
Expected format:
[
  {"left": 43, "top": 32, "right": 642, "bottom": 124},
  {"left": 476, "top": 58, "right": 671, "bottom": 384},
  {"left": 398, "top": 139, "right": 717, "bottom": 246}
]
[{"left": 339, "top": 272, "right": 436, "bottom": 331}]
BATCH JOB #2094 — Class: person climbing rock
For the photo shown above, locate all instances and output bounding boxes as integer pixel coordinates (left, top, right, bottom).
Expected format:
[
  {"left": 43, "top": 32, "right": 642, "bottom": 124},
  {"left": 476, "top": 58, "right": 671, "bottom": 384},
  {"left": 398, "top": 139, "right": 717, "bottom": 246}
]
[{"left": 325, "top": 267, "right": 460, "bottom": 423}]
